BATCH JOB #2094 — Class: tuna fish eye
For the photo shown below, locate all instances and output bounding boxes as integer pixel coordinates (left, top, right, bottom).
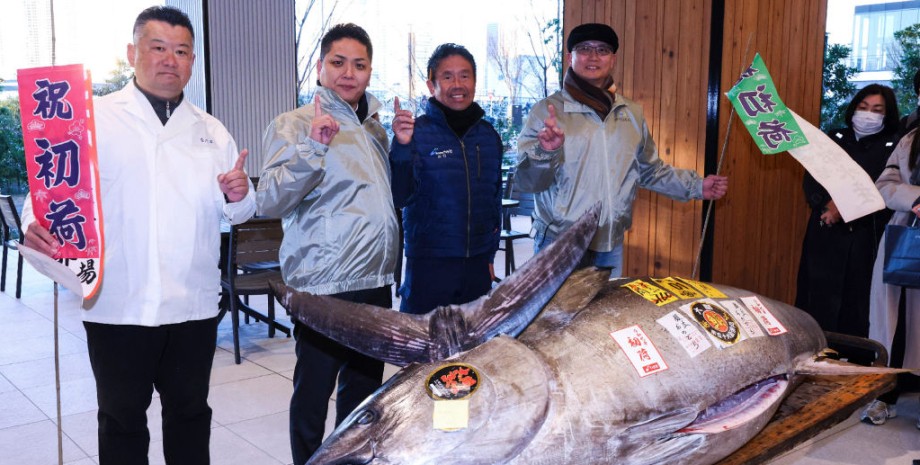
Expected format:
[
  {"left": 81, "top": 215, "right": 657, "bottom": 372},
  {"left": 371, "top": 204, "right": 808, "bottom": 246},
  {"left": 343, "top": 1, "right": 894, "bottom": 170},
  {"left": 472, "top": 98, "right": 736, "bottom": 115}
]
[{"left": 355, "top": 409, "right": 377, "bottom": 425}]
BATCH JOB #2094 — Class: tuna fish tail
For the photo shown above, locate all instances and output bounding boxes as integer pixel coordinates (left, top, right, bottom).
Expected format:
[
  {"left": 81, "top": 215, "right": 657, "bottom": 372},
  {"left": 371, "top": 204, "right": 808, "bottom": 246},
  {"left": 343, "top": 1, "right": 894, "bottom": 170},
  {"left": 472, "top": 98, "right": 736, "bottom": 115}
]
[
  {"left": 271, "top": 281, "right": 436, "bottom": 366},
  {"left": 272, "top": 203, "right": 600, "bottom": 366}
]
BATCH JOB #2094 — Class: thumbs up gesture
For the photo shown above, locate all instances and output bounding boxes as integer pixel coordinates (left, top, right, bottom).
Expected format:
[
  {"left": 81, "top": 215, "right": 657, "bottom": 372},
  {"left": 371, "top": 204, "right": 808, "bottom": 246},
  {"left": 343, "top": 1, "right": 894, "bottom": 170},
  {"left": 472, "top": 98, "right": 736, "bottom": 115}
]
[
  {"left": 309, "top": 93, "right": 340, "bottom": 145},
  {"left": 392, "top": 96, "right": 415, "bottom": 145},
  {"left": 218, "top": 148, "right": 250, "bottom": 203}
]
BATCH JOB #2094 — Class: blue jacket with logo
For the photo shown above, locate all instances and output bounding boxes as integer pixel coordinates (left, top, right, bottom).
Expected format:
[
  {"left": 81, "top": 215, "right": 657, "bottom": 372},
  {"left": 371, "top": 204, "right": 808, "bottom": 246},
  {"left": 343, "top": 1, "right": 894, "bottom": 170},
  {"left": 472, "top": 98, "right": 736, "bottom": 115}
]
[{"left": 390, "top": 101, "right": 502, "bottom": 259}]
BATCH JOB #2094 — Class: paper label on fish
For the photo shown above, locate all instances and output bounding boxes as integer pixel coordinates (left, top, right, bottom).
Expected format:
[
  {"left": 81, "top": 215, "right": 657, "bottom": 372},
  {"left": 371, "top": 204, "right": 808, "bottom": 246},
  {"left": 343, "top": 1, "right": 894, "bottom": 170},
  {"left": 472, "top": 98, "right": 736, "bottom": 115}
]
[
  {"left": 622, "top": 279, "right": 678, "bottom": 306},
  {"left": 611, "top": 325, "right": 669, "bottom": 377},
  {"left": 681, "top": 300, "right": 746, "bottom": 349},
  {"left": 654, "top": 277, "right": 704, "bottom": 299},
  {"left": 426, "top": 364, "right": 480, "bottom": 400},
  {"left": 740, "top": 296, "right": 788, "bottom": 336},
  {"left": 675, "top": 277, "right": 729, "bottom": 298},
  {"left": 720, "top": 299, "right": 766, "bottom": 338},
  {"left": 657, "top": 311, "right": 712, "bottom": 357},
  {"left": 432, "top": 399, "right": 470, "bottom": 431}
]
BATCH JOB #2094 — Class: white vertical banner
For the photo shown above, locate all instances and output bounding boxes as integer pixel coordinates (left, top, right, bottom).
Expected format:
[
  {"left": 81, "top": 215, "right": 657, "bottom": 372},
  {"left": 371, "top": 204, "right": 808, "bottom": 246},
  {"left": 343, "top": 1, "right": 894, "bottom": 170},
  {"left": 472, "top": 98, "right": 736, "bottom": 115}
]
[{"left": 787, "top": 110, "right": 886, "bottom": 223}]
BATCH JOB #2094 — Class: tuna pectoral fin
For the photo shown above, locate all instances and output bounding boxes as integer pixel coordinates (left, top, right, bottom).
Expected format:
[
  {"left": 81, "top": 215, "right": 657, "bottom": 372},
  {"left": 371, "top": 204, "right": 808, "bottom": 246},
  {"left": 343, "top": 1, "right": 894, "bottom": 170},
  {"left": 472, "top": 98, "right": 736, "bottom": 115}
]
[
  {"left": 271, "top": 281, "right": 433, "bottom": 366},
  {"left": 620, "top": 409, "right": 704, "bottom": 465},
  {"left": 795, "top": 357, "right": 919, "bottom": 376}
]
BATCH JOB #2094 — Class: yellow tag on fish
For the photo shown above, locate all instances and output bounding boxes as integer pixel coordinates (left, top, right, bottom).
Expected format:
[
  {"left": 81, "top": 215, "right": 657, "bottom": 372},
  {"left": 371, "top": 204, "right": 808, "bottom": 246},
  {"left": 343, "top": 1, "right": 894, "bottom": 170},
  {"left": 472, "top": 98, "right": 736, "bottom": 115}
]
[
  {"left": 675, "top": 277, "right": 728, "bottom": 299},
  {"left": 622, "top": 279, "right": 678, "bottom": 306},
  {"left": 432, "top": 399, "right": 469, "bottom": 431},
  {"left": 654, "top": 277, "right": 704, "bottom": 299}
]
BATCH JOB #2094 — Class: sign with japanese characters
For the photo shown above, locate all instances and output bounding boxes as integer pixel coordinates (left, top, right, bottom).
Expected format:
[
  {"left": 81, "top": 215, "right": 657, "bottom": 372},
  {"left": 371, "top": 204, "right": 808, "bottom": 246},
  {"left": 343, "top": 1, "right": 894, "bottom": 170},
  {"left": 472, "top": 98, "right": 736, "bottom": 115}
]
[
  {"left": 622, "top": 279, "right": 678, "bottom": 306},
  {"left": 726, "top": 53, "right": 883, "bottom": 223},
  {"left": 610, "top": 325, "right": 668, "bottom": 377},
  {"left": 657, "top": 310, "right": 712, "bottom": 358},
  {"left": 740, "top": 296, "right": 788, "bottom": 336},
  {"left": 726, "top": 53, "right": 807, "bottom": 154},
  {"left": 785, "top": 110, "right": 885, "bottom": 222},
  {"left": 17, "top": 64, "right": 103, "bottom": 299}
]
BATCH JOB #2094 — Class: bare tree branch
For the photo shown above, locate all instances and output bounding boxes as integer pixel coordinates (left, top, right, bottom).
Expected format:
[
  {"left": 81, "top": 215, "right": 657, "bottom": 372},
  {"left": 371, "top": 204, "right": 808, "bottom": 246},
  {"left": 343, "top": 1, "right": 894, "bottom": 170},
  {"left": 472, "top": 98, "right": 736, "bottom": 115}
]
[
  {"left": 296, "top": 0, "right": 345, "bottom": 98},
  {"left": 488, "top": 29, "right": 524, "bottom": 105}
]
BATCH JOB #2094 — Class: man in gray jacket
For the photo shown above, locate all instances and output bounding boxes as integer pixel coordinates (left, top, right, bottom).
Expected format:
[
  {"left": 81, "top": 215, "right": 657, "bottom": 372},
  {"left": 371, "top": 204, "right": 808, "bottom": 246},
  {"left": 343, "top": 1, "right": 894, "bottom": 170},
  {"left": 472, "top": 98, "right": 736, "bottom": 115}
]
[
  {"left": 516, "top": 23, "right": 728, "bottom": 275},
  {"left": 257, "top": 23, "right": 397, "bottom": 465}
]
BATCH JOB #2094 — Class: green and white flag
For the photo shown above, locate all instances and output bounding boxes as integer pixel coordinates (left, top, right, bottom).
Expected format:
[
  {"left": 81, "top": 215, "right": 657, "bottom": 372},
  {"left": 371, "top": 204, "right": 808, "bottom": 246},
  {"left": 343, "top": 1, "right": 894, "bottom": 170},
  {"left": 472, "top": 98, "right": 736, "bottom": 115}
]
[
  {"left": 726, "top": 53, "right": 884, "bottom": 222},
  {"left": 726, "top": 53, "right": 807, "bottom": 154}
]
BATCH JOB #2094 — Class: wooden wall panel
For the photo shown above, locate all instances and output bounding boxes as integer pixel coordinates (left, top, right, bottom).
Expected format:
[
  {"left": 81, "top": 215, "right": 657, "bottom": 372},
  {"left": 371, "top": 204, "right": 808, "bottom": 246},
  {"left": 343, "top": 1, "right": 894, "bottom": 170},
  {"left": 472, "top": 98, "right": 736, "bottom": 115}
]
[{"left": 564, "top": 0, "right": 826, "bottom": 303}]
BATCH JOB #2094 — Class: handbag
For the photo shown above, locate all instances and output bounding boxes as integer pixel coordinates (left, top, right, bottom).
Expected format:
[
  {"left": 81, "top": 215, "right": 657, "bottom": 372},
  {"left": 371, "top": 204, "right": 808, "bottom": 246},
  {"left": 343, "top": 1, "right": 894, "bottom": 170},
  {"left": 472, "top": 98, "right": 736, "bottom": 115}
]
[{"left": 883, "top": 217, "right": 920, "bottom": 287}]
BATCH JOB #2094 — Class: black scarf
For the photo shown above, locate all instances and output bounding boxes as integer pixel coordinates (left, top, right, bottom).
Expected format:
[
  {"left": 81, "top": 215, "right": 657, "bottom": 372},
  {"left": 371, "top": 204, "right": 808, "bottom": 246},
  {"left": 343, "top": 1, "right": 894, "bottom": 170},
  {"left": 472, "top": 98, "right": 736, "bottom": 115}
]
[
  {"left": 429, "top": 97, "right": 484, "bottom": 137},
  {"left": 563, "top": 69, "right": 615, "bottom": 120}
]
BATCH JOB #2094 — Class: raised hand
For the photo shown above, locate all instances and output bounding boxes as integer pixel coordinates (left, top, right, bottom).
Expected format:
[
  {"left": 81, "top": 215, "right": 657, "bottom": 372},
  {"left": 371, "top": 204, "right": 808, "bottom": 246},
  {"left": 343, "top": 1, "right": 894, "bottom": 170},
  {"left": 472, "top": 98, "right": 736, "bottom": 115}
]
[
  {"left": 217, "top": 148, "right": 250, "bottom": 203},
  {"left": 392, "top": 96, "right": 415, "bottom": 145},
  {"left": 537, "top": 103, "right": 564, "bottom": 151},
  {"left": 309, "top": 93, "right": 340, "bottom": 145}
]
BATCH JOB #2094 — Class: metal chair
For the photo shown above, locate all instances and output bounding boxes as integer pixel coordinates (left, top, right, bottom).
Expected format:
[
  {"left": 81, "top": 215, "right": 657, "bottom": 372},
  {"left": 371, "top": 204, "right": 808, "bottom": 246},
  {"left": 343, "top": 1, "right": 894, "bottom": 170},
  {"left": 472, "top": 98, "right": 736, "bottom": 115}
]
[
  {"left": 0, "top": 195, "right": 23, "bottom": 298},
  {"left": 220, "top": 217, "right": 289, "bottom": 364},
  {"left": 498, "top": 172, "right": 531, "bottom": 277}
]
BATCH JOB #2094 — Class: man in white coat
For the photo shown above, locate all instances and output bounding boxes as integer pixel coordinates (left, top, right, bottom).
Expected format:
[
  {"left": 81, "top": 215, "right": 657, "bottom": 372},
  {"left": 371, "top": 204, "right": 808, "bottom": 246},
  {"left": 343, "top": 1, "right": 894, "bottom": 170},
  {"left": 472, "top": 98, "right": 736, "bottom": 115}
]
[{"left": 22, "top": 6, "right": 255, "bottom": 463}]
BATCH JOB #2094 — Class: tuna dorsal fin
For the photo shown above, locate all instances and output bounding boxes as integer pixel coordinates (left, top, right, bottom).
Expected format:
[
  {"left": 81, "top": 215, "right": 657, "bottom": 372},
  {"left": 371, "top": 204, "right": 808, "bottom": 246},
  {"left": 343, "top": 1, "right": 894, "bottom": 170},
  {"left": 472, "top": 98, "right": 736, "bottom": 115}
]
[
  {"left": 450, "top": 202, "right": 600, "bottom": 351},
  {"left": 794, "top": 356, "right": 919, "bottom": 376},
  {"left": 272, "top": 282, "right": 435, "bottom": 366},
  {"left": 521, "top": 266, "right": 610, "bottom": 336}
]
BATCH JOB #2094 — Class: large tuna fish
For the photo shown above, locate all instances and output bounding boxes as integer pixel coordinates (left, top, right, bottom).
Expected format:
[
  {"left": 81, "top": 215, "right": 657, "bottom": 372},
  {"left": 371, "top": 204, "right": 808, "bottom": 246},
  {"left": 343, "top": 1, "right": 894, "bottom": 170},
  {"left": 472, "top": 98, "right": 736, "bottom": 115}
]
[{"left": 273, "top": 205, "right": 899, "bottom": 465}]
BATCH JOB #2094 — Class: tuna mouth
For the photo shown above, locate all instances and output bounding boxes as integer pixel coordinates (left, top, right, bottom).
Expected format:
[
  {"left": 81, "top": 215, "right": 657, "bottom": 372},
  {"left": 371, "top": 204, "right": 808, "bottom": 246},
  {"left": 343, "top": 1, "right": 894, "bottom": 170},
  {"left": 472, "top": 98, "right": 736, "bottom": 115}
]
[
  {"left": 676, "top": 375, "right": 790, "bottom": 434},
  {"left": 306, "top": 439, "right": 377, "bottom": 465}
]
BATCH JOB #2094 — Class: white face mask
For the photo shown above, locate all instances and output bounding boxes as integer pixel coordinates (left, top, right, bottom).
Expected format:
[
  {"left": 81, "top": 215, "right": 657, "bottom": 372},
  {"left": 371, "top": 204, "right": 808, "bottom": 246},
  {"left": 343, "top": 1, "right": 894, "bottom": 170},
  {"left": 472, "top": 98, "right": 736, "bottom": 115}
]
[{"left": 851, "top": 110, "right": 884, "bottom": 137}]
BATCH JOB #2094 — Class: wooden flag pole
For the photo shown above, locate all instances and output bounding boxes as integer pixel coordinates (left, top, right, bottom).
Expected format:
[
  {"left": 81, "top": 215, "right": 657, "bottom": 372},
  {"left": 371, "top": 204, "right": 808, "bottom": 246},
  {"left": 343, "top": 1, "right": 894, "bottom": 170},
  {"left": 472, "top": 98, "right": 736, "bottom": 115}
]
[
  {"left": 47, "top": 0, "right": 65, "bottom": 463},
  {"left": 692, "top": 33, "right": 754, "bottom": 280}
]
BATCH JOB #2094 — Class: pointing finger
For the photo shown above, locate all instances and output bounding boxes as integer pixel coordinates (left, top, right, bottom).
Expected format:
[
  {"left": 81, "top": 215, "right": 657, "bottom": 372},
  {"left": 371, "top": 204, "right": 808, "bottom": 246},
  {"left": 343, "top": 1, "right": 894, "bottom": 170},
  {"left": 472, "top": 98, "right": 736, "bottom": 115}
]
[
  {"left": 233, "top": 148, "right": 249, "bottom": 171},
  {"left": 314, "top": 93, "right": 323, "bottom": 117},
  {"left": 394, "top": 96, "right": 401, "bottom": 112},
  {"left": 547, "top": 104, "right": 557, "bottom": 121}
]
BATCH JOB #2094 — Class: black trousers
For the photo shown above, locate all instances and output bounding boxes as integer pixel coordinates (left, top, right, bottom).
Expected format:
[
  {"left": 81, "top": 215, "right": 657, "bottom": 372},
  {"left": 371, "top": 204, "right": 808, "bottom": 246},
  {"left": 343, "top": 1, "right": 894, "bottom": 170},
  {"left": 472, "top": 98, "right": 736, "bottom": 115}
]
[
  {"left": 84, "top": 316, "right": 219, "bottom": 465},
  {"left": 398, "top": 254, "right": 492, "bottom": 315},
  {"left": 290, "top": 285, "right": 391, "bottom": 465}
]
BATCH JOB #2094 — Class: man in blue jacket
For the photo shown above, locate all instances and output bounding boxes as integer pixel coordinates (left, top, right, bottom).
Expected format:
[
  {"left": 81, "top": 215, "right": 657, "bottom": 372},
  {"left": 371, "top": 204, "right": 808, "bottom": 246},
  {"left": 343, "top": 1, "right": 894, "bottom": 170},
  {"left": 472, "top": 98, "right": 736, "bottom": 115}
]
[{"left": 390, "top": 43, "right": 503, "bottom": 314}]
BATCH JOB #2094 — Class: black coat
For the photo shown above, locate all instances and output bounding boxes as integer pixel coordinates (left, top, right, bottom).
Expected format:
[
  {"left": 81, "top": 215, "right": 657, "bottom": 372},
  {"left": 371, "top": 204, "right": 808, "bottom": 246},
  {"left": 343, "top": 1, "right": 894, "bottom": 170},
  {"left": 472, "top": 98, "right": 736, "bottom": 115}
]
[{"left": 795, "top": 126, "right": 899, "bottom": 348}]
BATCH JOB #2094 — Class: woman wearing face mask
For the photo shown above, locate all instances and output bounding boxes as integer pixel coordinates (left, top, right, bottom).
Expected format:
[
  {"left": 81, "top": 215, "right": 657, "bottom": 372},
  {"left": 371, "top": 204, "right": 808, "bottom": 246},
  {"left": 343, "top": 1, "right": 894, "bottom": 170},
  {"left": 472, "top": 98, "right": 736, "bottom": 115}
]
[{"left": 795, "top": 84, "right": 900, "bottom": 368}]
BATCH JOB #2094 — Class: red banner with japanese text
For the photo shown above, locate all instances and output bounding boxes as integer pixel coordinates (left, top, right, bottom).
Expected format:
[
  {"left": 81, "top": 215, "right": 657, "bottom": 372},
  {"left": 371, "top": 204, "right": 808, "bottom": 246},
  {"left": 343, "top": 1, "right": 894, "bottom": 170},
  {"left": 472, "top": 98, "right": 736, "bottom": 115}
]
[{"left": 17, "top": 64, "right": 104, "bottom": 300}]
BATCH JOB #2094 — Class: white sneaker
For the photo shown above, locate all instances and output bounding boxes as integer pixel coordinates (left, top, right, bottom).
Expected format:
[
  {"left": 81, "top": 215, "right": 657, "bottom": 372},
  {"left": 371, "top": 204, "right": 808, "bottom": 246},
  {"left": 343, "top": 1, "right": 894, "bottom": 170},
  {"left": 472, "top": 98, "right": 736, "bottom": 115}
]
[{"left": 861, "top": 400, "right": 897, "bottom": 425}]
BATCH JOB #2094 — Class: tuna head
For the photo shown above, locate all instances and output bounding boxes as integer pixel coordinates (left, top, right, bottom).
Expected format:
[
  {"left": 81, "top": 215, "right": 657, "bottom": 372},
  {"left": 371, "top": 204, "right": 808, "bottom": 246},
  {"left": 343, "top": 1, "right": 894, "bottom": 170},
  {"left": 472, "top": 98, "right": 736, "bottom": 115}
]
[{"left": 307, "top": 336, "right": 550, "bottom": 465}]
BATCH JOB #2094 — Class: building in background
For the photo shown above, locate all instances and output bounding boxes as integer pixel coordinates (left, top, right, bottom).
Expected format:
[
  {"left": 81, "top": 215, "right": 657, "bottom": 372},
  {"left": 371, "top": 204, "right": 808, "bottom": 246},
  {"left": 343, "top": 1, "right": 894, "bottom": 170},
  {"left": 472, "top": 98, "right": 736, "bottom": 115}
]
[{"left": 828, "top": 0, "right": 920, "bottom": 88}]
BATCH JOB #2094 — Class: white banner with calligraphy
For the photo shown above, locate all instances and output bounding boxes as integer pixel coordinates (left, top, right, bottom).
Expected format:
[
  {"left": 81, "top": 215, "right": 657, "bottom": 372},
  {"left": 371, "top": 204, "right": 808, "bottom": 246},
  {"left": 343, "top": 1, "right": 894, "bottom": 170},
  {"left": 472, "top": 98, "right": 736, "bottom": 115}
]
[
  {"left": 17, "top": 64, "right": 103, "bottom": 299},
  {"left": 787, "top": 110, "right": 885, "bottom": 223}
]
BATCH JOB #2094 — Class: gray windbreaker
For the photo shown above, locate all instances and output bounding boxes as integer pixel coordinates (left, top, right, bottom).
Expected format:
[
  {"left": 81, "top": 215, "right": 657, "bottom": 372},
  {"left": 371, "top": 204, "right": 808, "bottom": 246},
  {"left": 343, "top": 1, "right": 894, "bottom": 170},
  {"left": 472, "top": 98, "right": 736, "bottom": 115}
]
[
  {"left": 516, "top": 89, "right": 704, "bottom": 252},
  {"left": 257, "top": 87, "right": 397, "bottom": 295}
]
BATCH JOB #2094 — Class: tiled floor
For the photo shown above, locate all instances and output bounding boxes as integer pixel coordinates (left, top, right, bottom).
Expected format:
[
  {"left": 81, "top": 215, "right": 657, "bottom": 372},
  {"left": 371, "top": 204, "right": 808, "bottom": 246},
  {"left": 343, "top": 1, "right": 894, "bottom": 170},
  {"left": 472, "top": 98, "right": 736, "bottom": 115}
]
[{"left": 1, "top": 214, "right": 919, "bottom": 464}]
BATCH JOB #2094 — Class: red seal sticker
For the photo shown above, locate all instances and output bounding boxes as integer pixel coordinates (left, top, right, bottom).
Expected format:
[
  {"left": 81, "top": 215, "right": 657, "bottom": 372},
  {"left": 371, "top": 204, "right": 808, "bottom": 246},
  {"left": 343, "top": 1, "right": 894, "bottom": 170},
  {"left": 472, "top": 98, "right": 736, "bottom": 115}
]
[
  {"left": 426, "top": 364, "right": 480, "bottom": 400},
  {"left": 689, "top": 301, "right": 741, "bottom": 345}
]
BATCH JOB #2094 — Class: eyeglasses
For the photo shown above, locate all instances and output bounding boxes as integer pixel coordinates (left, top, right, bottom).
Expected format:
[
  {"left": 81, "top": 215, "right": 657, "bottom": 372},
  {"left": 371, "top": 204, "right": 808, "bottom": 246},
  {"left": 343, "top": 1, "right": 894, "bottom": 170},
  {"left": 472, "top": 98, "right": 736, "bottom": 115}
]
[{"left": 573, "top": 44, "right": 614, "bottom": 57}]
